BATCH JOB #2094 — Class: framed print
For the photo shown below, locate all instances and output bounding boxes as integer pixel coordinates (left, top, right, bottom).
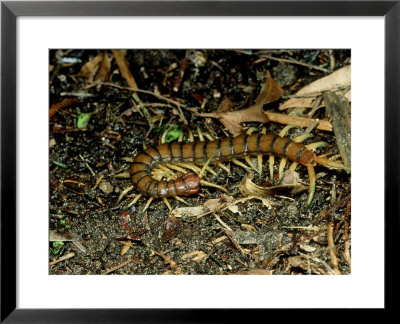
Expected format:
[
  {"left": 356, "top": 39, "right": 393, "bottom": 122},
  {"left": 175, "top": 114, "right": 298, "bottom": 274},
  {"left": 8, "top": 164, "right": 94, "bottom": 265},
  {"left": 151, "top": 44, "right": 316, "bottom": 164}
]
[{"left": 1, "top": 0, "right": 398, "bottom": 322}]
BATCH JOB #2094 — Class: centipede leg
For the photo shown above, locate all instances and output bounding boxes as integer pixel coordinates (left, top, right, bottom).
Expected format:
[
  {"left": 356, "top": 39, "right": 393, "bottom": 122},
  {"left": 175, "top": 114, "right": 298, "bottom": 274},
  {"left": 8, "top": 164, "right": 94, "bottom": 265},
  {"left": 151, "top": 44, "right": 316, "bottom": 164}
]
[
  {"left": 217, "top": 162, "right": 231, "bottom": 174},
  {"left": 177, "top": 163, "right": 202, "bottom": 175},
  {"left": 306, "top": 164, "right": 316, "bottom": 207},
  {"left": 127, "top": 193, "right": 142, "bottom": 208},
  {"left": 278, "top": 158, "right": 287, "bottom": 180},
  {"left": 166, "top": 163, "right": 188, "bottom": 174},
  {"left": 175, "top": 196, "right": 190, "bottom": 205},
  {"left": 117, "top": 185, "right": 134, "bottom": 204},
  {"left": 232, "top": 158, "right": 251, "bottom": 170},
  {"left": 293, "top": 133, "right": 313, "bottom": 143},
  {"left": 162, "top": 197, "right": 172, "bottom": 211},
  {"left": 142, "top": 197, "right": 154, "bottom": 212},
  {"left": 200, "top": 179, "right": 229, "bottom": 194},
  {"left": 289, "top": 161, "right": 298, "bottom": 171},
  {"left": 257, "top": 154, "right": 263, "bottom": 180},
  {"left": 269, "top": 155, "right": 275, "bottom": 180},
  {"left": 244, "top": 156, "right": 258, "bottom": 172},
  {"left": 279, "top": 125, "right": 296, "bottom": 137},
  {"left": 306, "top": 141, "right": 328, "bottom": 150}
]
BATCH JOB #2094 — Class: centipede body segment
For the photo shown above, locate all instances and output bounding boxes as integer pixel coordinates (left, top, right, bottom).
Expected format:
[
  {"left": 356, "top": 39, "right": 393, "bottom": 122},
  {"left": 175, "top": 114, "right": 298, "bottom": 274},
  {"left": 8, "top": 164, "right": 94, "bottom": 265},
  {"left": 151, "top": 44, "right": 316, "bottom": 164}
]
[{"left": 130, "top": 133, "right": 350, "bottom": 206}]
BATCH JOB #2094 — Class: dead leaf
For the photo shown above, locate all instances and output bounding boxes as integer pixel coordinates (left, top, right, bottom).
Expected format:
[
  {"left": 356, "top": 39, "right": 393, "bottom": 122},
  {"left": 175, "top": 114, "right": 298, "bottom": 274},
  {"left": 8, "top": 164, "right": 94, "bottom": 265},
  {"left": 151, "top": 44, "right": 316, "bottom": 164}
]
[
  {"left": 196, "top": 72, "right": 283, "bottom": 135},
  {"left": 50, "top": 98, "right": 82, "bottom": 118},
  {"left": 171, "top": 206, "right": 210, "bottom": 218},
  {"left": 256, "top": 70, "right": 284, "bottom": 106},
  {"left": 239, "top": 171, "right": 307, "bottom": 197},
  {"left": 161, "top": 215, "right": 180, "bottom": 242},
  {"left": 279, "top": 65, "right": 351, "bottom": 110},
  {"left": 181, "top": 250, "right": 207, "bottom": 262}
]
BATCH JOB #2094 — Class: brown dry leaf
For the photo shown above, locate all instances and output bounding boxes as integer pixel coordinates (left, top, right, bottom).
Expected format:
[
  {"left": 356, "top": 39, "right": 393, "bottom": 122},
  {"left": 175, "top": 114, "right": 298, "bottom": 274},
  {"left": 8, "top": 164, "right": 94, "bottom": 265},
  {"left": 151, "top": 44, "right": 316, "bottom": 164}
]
[
  {"left": 239, "top": 170, "right": 307, "bottom": 197},
  {"left": 119, "top": 240, "right": 133, "bottom": 256},
  {"left": 196, "top": 72, "right": 283, "bottom": 135},
  {"left": 279, "top": 65, "right": 351, "bottom": 110},
  {"left": 50, "top": 98, "right": 82, "bottom": 118},
  {"left": 94, "top": 52, "right": 111, "bottom": 82},
  {"left": 170, "top": 206, "right": 210, "bottom": 218},
  {"left": 161, "top": 215, "right": 180, "bottom": 242},
  {"left": 49, "top": 230, "right": 80, "bottom": 242},
  {"left": 77, "top": 52, "right": 111, "bottom": 82},
  {"left": 203, "top": 198, "right": 223, "bottom": 212},
  {"left": 256, "top": 70, "right": 284, "bottom": 106},
  {"left": 181, "top": 250, "right": 207, "bottom": 262},
  {"left": 78, "top": 53, "right": 103, "bottom": 80}
]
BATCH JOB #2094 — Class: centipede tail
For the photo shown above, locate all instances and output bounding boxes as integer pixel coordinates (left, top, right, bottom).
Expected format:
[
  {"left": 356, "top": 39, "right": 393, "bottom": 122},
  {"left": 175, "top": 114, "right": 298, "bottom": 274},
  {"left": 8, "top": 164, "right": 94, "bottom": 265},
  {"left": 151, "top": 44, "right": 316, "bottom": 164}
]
[{"left": 130, "top": 133, "right": 350, "bottom": 205}]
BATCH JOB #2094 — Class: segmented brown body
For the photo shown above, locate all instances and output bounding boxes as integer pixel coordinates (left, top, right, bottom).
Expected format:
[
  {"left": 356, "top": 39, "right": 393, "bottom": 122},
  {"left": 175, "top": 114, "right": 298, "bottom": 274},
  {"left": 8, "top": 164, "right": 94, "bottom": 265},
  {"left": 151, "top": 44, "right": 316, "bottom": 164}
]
[{"left": 130, "top": 133, "right": 316, "bottom": 198}]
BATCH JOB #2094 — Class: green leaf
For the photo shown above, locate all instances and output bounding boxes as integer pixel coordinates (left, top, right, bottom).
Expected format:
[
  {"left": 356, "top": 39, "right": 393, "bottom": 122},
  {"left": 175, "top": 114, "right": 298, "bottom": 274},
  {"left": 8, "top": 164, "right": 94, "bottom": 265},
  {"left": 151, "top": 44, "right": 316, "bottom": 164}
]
[
  {"left": 52, "top": 241, "right": 65, "bottom": 255},
  {"left": 165, "top": 126, "right": 183, "bottom": 143},
  {"left": 77, "top": 112, "right": 93, "bottom": 129},
  {"left": 52, "top": 161, "right": 68, "bottom": 169}
]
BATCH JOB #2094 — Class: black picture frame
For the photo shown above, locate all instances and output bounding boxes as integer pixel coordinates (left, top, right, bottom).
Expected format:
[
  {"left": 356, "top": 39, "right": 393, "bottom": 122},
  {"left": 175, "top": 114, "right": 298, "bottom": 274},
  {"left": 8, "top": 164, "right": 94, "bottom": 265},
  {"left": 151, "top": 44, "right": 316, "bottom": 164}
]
[{"left": 1, "top": 0, "right": 398, "bottom": 322}]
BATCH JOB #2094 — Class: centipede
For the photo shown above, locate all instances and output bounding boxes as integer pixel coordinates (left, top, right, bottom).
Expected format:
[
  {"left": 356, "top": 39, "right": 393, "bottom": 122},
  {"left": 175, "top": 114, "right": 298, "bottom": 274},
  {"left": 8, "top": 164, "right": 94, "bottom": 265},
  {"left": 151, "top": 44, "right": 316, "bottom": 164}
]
[{"left": 130, "top": 132, "right": 350, "bottom": 207}]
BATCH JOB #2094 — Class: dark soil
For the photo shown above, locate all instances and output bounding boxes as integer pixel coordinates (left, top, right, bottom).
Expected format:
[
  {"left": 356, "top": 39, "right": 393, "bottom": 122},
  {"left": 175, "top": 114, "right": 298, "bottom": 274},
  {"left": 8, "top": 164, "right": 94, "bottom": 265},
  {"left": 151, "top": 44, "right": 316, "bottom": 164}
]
[{"left": 49, "top": 49, "right": 351, "bottom": 275}]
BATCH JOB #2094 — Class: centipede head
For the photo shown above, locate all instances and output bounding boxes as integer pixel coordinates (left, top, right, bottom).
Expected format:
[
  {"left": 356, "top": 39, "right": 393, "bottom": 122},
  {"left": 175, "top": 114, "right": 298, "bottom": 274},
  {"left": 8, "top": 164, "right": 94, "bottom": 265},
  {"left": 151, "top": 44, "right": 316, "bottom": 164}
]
[{"left": 174, "top": 173, "right": 201, "bottom": 196}]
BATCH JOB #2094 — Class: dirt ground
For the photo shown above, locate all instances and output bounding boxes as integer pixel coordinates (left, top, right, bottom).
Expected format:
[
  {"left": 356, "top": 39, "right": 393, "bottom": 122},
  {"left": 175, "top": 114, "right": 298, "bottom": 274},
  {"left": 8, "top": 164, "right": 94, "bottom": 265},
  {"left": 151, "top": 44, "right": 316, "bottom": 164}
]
[{"left": 49, "top": 49, "right": 351, "bottom": 275}]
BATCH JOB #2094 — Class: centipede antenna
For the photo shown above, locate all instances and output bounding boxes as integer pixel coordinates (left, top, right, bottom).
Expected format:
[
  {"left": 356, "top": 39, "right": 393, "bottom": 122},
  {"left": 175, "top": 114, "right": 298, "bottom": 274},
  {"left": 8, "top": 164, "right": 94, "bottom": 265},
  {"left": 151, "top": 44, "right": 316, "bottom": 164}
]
[
  {"left": 257, "top": 154, "right": 263, "bottom": 181},
  {"left": 306, "top": 164, "right": 316, "bottom": 207},
  {"left": 175, "top": 195, "right": 190, "bottom": 205},
  {"left": 306, "top": 141, "right": 328, "bottom": 151},
  {"left": 200, "top": 179, "right": 230, "bottom": 194},
  {"left": 197, "top": 126, "right": 205, "bottom": 141},
  {"left": 177, "top": 163, "right": 202, "bottom": 175},
  {"left": 162, "top": 197, "right": 172, "bottom": 211},
  {"left": 279, "top": 125, "right": 296, "bottom": 137},
  {"left": 289, "top": 161, "right": 298, "bottom": 171},
  {"left": 117, "top": 185, "right": 134, "bottom": 204},
  {"left": 142, "top": 197, "right": 154, "bottom": 212},
  {"left": 244, "top": 156, "right": 258, "bottom": 173},
  {"left": 269, "top": 155, "right": 275, "bottom": 180},
  {"left": 127, "top": 193, "right": 142, "bottom": 208},
  {"left": 293, "top": 133, "right": 313, "bottom": 143},
  {"left": 166, "top": 163, "right": 188, "bottom": 174},
  {"left": 314, "top": 156, "right": 351, "bottom": 173},
  {"left": 217, "top": 162, "right": 231, "bottom": 174},
  {"left": 232, "top": 158, "right": 251, "bottom": 170},
  {"left": 278, "top": 158, "right": 287, "bottom": 180}
]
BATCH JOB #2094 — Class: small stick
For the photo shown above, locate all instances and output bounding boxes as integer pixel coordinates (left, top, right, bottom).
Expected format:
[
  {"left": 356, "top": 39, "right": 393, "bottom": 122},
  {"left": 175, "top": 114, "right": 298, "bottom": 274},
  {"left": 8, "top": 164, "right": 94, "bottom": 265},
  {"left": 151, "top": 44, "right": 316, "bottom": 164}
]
[
  {"left": 327, "top": 221, "right": 341, "bottom": 275},
  {"left": 264, "top": 112, "right": 332, "bottom": 131},
  {"left": 49, "top": 252, "right": 75, "bottom": 267}
]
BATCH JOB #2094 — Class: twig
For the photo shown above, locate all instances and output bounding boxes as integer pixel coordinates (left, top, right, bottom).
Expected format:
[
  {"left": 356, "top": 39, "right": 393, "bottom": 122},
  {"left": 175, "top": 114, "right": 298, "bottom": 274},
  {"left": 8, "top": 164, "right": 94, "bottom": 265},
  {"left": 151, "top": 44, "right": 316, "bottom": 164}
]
[
  {"left": 265, "top": 111, "right": 332, "bottom": 131},
  {"left": 257, "top": 55, "right": 331, "bottom": 73},
  {"left": 79, "top": 154, "right": 95, "bottom": 176},
  {"left": 327, "top": 221, "right": 341, "bottom": 275},
  {"left": 105, "top": 256, "right": 136, "bottom": 274},
  {"left": 49, "top": 252, "right": 75, "bottom": 267},
  {"left": 111, "top": 50, "right": 154, "bottom": 131},
  {"left": 343, "top": 200, "right": 351, "bottom": 270},
  {"left": 89, "top": 81, "right": 189, "bottom": 125}
]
